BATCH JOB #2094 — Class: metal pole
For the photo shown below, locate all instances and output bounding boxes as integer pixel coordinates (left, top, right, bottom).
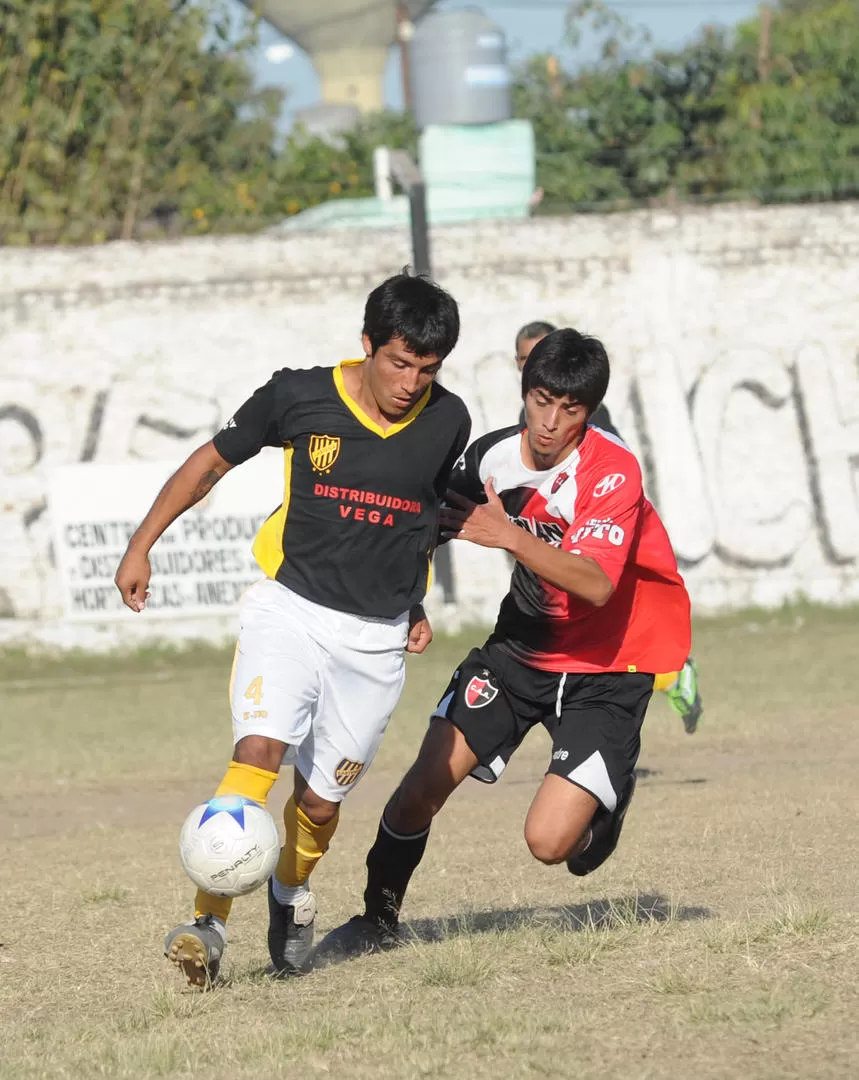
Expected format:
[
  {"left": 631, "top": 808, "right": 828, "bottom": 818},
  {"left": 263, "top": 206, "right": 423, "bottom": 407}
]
[
  {"left": 410, "top": 190, "right": 456, "bottom": 604},
  {"left": 388, "top": 151, "right": 455, "bottom": 604},
  {"left": 408, "top": 181, "right": 431, "bottom": 278},
  {"left": 396, "top": 3, "right": 414, "bottom": 114}
]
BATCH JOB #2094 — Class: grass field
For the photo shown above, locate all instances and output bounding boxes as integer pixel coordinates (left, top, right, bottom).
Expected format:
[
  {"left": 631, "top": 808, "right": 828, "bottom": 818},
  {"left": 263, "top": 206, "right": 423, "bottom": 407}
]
[{"left": 2, "top": 605, "right": 858, "bottom": 1079}]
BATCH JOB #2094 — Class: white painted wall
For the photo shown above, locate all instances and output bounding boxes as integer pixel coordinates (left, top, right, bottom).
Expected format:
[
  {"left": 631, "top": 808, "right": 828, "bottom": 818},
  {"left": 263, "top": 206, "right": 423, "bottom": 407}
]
[{"left": 2, "top": 201, "right": 858, "bottom": 645}]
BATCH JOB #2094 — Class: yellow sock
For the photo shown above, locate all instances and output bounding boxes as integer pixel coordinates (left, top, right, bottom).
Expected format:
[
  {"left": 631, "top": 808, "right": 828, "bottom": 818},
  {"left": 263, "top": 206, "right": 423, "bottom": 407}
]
[
  {"left": 654, "top": 671, "right": 679, "bottom": 693},
  {"left": 275, "top": 795, "right": 340, "bottom": 887},
  {"left": 194, "top": 761, "right": 279, "bottom": 921}
]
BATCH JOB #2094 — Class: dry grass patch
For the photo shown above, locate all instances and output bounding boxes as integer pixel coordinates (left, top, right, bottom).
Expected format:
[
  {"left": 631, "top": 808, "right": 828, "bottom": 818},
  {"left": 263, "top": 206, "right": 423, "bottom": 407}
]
[{"left": 3, "top": 607, "right": 859, "bottom": 1079}]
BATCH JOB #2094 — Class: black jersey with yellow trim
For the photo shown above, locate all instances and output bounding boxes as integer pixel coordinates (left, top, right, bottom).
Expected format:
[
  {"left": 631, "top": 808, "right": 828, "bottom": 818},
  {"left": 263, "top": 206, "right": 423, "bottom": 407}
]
[{"left": 212, "top": 361, "right": 471, "bottom": 619}]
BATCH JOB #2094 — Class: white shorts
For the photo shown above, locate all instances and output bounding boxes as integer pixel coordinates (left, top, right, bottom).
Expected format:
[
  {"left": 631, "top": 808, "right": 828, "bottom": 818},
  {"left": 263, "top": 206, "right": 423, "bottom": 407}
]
[{"left": 230, "top": 579, "right": 409, "bottom": 802}]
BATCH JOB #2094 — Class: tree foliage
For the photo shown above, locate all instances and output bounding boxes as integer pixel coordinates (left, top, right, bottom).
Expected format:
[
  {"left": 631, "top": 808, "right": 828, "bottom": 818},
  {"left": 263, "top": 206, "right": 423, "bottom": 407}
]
[
  {"left": 518, "top": 0, "right": 859, "bottom": 212},
  {"left": 0, "top": 0, "right": 416, "bottom": 244},
  {"left": 0, "top": 0, "right": 280, "bottom": 242},
  {"left": 0, "top": 0, "right": 857, "bottom": 244}
]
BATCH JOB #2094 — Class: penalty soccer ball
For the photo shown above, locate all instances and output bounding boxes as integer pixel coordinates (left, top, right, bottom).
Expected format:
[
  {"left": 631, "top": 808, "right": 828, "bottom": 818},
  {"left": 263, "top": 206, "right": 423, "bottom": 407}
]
[{"left": 179, "top": 795, "right": 280, "bottom": 898}]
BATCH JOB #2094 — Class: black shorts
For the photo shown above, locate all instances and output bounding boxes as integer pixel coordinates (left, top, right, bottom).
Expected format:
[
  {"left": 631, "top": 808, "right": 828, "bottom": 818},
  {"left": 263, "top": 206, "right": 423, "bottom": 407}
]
[{"left": 433, "top": 642, "right": 654, "bottom": 811}]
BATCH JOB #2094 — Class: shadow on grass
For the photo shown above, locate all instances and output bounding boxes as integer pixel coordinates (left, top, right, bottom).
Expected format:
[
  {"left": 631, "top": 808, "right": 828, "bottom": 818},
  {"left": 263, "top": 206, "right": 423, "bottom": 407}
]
[
  {"left": 404, "top": 893, "right": 712, "bottom": 942},
  {"left": 635, "top": 767, "right": 708, "bottom": 786},
  {"left": 311, "top": 894, "right": 713, "bottom": 972},
  {"left": 507, "top": 767, "right": 707, "bottom": 789}
]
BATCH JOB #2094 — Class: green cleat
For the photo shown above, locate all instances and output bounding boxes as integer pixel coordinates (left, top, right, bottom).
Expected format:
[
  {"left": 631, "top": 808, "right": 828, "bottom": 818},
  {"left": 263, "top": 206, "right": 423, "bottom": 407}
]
[{"left": 666, "top": 657, "right": 703, "bottom": 734}]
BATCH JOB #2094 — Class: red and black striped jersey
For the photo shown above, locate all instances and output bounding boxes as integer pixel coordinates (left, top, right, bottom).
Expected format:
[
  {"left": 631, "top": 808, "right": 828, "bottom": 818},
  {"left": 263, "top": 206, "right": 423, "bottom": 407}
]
[
  {"left": 450, "top": 424, "right": 690, "bottom": 674},
  {"left": 213, "top": 361, "right": 470, "bottom": 619}
]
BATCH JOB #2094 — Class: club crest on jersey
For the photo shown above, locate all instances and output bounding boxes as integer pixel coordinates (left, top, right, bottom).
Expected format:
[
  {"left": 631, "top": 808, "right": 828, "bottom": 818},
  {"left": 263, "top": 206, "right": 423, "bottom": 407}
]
[
  {"left": 551, "top": 471, "right": 569, "bottom": 496},
  {"left": 593, "top": 473, "right": 625, "bottom": 497},
  {"left": 309, "top": 434, "right": 341, "bottom": 473},
  {"left": 464, "top": 673, "right": 499, "bottom": 709},
  {"left": 334, "top": 758, "right": 364, "bottom": 786}
]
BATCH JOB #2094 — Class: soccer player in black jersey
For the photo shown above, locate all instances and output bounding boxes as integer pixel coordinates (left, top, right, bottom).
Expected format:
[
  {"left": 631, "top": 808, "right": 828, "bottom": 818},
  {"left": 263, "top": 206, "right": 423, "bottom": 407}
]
[
  {"left": 114, "top": 271, "right": 470, "bottom": 986},
  {"left": 516, "top": 321, "right": 702, "bottom": 733}
]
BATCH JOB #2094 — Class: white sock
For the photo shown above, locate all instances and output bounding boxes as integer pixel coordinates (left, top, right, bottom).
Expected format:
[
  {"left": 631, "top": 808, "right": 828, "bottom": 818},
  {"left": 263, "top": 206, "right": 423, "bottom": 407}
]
[{"left": 272, "top": 876, "right": 310, "bottom": 907}]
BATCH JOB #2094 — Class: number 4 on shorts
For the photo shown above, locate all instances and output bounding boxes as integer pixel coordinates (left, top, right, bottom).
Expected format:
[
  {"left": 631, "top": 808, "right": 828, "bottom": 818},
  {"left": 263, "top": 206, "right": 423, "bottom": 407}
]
[{"left": 244, "top": 676, "right": 264, "bottom": 707}]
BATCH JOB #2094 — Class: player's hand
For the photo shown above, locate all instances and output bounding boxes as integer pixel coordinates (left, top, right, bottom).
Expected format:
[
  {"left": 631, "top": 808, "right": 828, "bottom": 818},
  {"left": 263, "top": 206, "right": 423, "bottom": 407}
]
[
  {"left": 441, "top": 479, "right": 515, "bottom": 549},
  {"left": 114, "top": 547, "right": 152, "bottom": 613},
  {"left": 406, "top": 604, "right": 433, "bottom": 654}
]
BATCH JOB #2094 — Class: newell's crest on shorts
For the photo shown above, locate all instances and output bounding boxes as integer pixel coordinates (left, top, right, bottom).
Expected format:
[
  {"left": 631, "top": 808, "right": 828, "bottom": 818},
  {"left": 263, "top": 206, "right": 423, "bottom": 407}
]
[
  {"left": 465, "top": 673, "right": 499, "bottom": 709},
  {"left": 334, "top": 758, "right": 364, "bottom": 786},
  {"left": 309, "top": 434, "right": 341, "bottom": 474}
]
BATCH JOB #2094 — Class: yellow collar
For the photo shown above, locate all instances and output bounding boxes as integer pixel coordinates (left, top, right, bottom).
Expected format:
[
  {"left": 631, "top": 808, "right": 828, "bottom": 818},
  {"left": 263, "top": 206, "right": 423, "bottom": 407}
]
[{"left": 333, "top": 359, "right": 432, "bottom": 439}]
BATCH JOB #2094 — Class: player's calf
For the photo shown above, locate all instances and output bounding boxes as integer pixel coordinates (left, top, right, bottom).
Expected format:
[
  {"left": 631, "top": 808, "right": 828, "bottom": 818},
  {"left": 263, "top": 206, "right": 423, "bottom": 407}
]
[{"left": 387, "top": 717, "right": 478, "bottom": 831}]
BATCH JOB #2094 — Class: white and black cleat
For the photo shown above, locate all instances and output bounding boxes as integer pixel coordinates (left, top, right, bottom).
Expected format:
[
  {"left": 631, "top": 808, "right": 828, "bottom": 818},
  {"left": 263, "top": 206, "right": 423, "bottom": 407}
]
[{"left": 267, "top": 879, "right": 317, "bottom": 976}]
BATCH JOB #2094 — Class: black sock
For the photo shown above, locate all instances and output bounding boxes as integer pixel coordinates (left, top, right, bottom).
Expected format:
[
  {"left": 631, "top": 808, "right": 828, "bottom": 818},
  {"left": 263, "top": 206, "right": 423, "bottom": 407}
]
[{"left": 363, "top": 814, "right": 430, "bottom": 928}]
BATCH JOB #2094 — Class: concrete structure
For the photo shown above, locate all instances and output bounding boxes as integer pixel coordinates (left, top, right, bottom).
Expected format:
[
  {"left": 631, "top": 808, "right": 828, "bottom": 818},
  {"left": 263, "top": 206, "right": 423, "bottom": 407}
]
[
  {"left": 2, "top": 201, "right": 859, "bottom": 648},
  {"left": 410, "top": 8, "right": 510, "bottom": 128},
  {"left": 246, "top": 0, "right": 439, "bottom": 112},
  {"left": 281, "top": 119, "right": 536, "bottom": 230}
]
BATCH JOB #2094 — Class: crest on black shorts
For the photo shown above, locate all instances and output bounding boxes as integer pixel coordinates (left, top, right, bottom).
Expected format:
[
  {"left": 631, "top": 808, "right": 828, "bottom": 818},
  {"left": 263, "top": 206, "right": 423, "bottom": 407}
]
[
  {"left": 334, "top": 758, "right": 364, "bottom": 786},
  {"left": 309, "top": 434, "right": 341, "bottom": 473},
  {"left": 464, "top": 673, "right": 499, "bottom": 709}
]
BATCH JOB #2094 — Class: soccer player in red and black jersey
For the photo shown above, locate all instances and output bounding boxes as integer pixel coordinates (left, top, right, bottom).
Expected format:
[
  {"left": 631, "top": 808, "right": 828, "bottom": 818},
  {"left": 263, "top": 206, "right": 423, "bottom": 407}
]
[
  {"left": 319, "top": 328, "right": 692, "bottom": 958},
  {"left": 516, "top": 321, "right": 702, "bottom": 732}
]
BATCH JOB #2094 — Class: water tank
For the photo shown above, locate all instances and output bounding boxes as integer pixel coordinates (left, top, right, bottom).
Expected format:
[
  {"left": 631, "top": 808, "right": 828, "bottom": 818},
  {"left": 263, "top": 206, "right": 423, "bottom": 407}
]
[
  {"left": 410, "top": 8, "right": 511, "bottom": 128},
  {"left": 244, "top": 1, "right": 440, "bottom": 113}
]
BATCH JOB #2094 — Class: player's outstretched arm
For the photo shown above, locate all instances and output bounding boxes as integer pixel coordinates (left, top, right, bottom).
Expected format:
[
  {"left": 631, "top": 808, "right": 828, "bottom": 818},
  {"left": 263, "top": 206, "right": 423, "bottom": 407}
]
[
  {"left": 441, "top": 479, "right": 614, "bottom": 607},
  {"left": 505, "top": 526, "right": 614, "bottom": 607},
  {"left": 115, "top": 440, "right": 235, "bottom": 612}
]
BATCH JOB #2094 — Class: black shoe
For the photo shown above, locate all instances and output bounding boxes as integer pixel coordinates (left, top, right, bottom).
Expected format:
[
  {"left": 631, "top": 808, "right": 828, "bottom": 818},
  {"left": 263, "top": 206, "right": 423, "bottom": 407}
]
[
  {"left": 567, "top": 774, "right": 637, "bottom": 877},
  {"left": 267, "top": 878, "right": 317, "bottom": 976},
  {"left": 313, "top": 914, "right": 402, "bottom": 970}
]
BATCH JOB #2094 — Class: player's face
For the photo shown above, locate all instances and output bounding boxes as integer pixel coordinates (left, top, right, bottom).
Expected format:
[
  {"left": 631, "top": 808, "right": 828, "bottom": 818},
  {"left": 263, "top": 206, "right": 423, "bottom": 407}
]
[
  {"left": 523, "top": 386, "right": 588, "bottom": 466},
  {"left": 516, "top": 335, "right": 543, "bottom": 372},
  {"left": 362, "top": 334, "right": 442, "bottom": 419}
]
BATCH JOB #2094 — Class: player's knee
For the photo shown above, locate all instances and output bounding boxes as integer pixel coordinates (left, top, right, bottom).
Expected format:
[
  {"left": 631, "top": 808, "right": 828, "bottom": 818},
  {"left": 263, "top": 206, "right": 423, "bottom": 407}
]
[
  {"left": 523, "top": 822, "right": 574, "bottom": 866},
  {"left": 297, "top": 787, "right": 339, "bottom": 827},
  {"left": 233, "top": 734, "right": 284, "bottom": 775}
]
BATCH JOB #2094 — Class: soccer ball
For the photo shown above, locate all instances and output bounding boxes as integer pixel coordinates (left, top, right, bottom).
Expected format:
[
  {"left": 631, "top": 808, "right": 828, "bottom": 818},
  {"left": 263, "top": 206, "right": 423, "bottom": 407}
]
[{"left": 179, "top": 795, "right": 280, "bottom": 898}]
